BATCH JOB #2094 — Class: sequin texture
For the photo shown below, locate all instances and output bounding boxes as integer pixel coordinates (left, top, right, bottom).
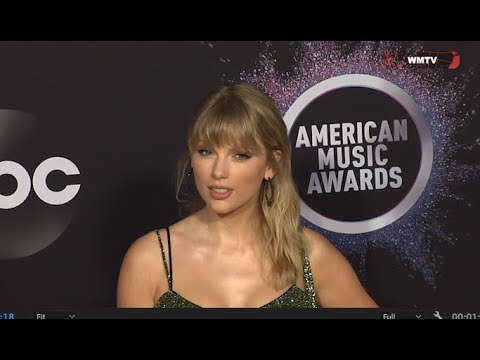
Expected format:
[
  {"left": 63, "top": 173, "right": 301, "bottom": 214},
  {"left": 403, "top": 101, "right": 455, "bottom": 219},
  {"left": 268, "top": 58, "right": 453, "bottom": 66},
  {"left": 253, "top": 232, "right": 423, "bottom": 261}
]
[
  {"left": 155, "top": 256, "right": 317, "bottom": 308},
  {"left": 154, "top": 229, "right": 317, "bottom": 308}
]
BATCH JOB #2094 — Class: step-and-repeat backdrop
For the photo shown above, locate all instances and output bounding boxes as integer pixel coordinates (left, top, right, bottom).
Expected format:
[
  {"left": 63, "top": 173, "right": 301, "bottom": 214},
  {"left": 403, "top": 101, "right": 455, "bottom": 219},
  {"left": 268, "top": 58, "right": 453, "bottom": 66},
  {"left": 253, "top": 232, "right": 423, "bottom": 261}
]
[{"left": 0, "top": 41, "right": 478, "bottom": 309}]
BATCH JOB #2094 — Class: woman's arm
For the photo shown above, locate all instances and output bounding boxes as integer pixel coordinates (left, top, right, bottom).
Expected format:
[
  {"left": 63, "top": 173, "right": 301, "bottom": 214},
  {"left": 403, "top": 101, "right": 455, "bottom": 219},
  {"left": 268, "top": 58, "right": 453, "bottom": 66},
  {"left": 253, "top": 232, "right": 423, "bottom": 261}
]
[{"left": 303, "top": 227, "right": 378, "bottom": 308}]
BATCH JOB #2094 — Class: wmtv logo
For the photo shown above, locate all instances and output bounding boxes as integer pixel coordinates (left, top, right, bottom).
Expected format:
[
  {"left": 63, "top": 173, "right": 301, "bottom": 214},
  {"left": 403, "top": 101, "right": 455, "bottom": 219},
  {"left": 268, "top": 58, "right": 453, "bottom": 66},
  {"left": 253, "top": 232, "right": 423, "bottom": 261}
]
[{"left": 385, "top": 50, "right": 460, "bottom": 70}]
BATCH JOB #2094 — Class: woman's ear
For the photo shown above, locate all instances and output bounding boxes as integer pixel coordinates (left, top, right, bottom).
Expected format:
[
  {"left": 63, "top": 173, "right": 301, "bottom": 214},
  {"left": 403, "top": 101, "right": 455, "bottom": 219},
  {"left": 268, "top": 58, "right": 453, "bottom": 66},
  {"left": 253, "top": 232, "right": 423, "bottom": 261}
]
[
  {"left": 264, "top": 150, "right": 282, "bottom": 180},
  {"left": 273, "top": 150, "right": 282, "bottom": 162}
]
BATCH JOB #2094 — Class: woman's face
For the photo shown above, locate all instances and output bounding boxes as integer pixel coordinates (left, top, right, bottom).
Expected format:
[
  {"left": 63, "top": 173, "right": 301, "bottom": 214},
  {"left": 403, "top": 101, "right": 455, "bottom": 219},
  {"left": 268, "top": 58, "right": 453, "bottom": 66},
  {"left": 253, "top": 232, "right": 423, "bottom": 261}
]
[{"left": 191, "top": 143, "right": 274, "bottom": 216}]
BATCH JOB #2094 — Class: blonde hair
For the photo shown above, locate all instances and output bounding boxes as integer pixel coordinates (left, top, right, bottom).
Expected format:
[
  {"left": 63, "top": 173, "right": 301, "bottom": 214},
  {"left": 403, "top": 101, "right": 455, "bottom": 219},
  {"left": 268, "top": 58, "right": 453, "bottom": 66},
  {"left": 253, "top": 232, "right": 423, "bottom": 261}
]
[{"left": 176, "top": 82, "right": 306, "bottom": 289}]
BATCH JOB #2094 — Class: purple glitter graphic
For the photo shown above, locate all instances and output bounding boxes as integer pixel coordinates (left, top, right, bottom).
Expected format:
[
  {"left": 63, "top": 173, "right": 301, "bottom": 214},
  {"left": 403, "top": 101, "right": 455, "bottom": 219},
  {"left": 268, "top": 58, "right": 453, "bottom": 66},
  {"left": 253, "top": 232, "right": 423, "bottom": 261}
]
[{"left": 226, "top": 41, "right": 478, "bottom": 288}]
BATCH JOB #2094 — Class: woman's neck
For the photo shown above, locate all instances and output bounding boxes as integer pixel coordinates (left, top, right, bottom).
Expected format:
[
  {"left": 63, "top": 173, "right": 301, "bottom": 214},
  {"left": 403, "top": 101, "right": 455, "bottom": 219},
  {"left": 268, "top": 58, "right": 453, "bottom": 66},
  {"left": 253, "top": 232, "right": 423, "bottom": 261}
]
[{"left": 197, "top": 206, "right": 263, "bottom": 251}]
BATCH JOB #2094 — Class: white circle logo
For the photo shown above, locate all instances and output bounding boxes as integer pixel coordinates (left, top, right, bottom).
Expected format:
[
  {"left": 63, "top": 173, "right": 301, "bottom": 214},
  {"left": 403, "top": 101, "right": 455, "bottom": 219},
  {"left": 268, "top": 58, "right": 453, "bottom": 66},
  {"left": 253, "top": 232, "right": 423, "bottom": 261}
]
[{"left": 285, "top": 74, "right": 433, "bottom": 234}]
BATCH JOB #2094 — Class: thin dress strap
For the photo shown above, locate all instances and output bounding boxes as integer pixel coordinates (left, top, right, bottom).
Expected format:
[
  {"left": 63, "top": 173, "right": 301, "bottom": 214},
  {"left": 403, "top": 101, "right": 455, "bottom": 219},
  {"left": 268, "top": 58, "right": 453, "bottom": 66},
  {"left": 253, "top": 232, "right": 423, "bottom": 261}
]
[
  {"left": 302, "top": 254, "right": 318, "bottom": 308},
  {"left": 166, "top": 227, "right": 173, "bottom": 289},
  {"left": 155, "top": 228, "right": 172, "bottom": 290}
]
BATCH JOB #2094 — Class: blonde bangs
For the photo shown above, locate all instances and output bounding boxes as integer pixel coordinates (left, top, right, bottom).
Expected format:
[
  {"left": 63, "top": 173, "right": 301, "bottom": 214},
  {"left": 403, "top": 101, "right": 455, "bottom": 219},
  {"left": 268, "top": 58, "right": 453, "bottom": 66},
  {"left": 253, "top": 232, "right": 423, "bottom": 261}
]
[{"left": 188, "top": 101, "right": 262, "bottom": 153}]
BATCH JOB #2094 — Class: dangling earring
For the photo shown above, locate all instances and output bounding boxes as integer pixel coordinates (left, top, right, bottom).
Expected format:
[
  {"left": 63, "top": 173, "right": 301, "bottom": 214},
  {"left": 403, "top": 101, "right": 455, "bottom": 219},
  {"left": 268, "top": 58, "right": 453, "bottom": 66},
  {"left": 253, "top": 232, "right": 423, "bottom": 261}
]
[
  {"left": 186, "top": 167, "right": 198, "bottom": 197},
  {"left": 264, "top": 177, "right": 274, "bottom": 207}
]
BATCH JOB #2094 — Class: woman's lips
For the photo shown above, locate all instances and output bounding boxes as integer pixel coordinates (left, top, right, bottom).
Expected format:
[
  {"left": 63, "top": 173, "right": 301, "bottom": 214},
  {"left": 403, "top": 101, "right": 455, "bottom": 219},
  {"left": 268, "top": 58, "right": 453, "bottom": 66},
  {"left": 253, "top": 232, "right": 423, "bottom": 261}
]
[{"left": 208, "top": 187, "right": 233, "bottom": 200}]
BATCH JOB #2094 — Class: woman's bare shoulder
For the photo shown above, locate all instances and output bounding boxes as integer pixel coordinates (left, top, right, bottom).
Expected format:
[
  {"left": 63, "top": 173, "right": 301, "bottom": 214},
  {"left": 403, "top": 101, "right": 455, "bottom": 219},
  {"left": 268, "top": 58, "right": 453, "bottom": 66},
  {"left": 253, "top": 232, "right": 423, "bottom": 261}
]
[
  {"left": 125, "top": 231, "right": 162, "bottom": 262},
  {"left": 117, "top": 230, "right": 165, "bottom": 307},
  {"left": 302, "top": 226, "right": 354, "bottom": 272},
  {"left": 301, "top": 227, "right": 378, "bottom": 308},
  {"left": 120, "top": 230, "right": 172, "bottom": 284},
  {"left": 302, "top": 227, "right": 337, "bottom": 258}
]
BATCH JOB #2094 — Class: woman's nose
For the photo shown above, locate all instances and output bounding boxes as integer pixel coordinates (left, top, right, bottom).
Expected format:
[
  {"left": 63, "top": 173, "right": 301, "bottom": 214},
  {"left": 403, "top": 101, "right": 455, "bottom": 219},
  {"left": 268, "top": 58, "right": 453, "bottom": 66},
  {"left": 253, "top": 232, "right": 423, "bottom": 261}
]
[{"left": 211, "top": 156, "right": 229, "bottom": 179}]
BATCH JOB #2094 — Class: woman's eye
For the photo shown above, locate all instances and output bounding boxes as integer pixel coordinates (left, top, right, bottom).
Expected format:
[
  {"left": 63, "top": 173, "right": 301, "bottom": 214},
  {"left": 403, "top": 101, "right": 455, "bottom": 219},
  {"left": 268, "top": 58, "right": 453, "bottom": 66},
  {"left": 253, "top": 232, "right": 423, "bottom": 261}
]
[
  {"left": 198, "top": 149, "right": 212, "bottom": 156},
  {"left": 233, "top": 153, "right": 251, "bottom": 161}
]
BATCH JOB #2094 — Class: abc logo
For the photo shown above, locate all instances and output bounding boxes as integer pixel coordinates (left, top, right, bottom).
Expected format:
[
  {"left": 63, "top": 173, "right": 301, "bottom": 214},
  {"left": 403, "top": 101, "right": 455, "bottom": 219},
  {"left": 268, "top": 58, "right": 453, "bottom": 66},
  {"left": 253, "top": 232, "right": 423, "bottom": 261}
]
[
  {"left": 0, "top": 157, "right": 80, "bottom": 209},
  {"left": 0, "top": 109, "right": 81, "bottom": 260}
]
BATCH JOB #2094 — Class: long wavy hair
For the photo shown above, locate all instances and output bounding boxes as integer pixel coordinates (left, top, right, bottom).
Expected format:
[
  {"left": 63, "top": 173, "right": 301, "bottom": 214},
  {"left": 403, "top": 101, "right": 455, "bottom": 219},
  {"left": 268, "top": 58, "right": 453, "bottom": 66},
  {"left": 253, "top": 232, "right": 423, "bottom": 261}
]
[{"left": 176, "top": 82, "right": 306, "bottom": 289}]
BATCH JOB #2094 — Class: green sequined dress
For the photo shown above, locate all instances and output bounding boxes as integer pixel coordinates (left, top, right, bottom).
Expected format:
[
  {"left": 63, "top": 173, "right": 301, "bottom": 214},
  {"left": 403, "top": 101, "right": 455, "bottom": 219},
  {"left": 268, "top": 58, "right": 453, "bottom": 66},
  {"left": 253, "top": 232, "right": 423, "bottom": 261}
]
[{"left": 154, "top": 228, "right": 318, "bottom": 308}]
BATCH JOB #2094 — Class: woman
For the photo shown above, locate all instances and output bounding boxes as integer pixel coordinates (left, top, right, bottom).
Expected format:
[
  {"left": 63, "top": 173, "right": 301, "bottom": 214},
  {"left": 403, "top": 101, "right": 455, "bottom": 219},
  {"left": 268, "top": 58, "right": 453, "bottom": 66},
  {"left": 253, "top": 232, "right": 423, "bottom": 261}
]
[{"left": 117, "top": 82, "right": 377, "bottom": 308}]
